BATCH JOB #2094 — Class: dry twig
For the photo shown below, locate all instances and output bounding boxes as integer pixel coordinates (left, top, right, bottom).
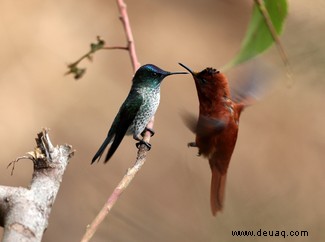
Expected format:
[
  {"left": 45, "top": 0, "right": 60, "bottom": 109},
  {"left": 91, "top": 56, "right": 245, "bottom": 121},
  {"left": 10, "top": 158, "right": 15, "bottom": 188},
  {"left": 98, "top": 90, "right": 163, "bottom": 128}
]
[{"left": 0, "top": 129, "right": 74, "bottom": 242}]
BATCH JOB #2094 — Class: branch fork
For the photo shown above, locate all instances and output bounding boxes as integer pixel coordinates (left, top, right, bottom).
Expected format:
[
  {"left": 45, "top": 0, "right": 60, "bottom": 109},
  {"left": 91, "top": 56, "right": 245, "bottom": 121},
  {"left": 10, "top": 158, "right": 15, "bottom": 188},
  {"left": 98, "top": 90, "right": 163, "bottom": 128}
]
[{"left": 0, "top": 129, "right": 74, "bottom": 242}]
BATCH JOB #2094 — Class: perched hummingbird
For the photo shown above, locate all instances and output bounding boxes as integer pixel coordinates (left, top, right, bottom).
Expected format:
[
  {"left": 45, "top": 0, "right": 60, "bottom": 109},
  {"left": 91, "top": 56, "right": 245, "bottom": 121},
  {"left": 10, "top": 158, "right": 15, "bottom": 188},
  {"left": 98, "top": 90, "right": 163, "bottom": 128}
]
[
  {"left": 92, "top": 64, "right": 187, "bottom": 164},
  {"left": 179, "top": 63, "right": 248, "bottom": 216}
]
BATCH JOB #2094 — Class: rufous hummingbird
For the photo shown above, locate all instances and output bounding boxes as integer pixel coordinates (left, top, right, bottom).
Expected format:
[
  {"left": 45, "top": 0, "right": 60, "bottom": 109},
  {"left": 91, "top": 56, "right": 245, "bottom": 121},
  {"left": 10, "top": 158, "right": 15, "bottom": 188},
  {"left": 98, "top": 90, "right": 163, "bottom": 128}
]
[{"left": 179, "top": 63, "right": 247, "bottom": 216}]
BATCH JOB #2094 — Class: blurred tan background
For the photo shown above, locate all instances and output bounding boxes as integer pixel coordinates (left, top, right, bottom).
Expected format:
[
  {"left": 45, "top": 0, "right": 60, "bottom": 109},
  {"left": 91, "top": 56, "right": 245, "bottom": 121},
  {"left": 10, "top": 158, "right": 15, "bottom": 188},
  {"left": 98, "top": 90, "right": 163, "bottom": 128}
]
[{"left": 0, "top": 0, "right": 324, "bottom": 241}]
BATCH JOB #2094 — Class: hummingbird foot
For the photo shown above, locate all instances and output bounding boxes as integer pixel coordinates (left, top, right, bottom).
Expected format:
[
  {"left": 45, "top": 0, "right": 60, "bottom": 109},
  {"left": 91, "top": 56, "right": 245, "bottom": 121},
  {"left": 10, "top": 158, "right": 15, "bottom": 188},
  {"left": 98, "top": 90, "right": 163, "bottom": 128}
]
[
  {"left": 188, "top": 142, "right": 201, "bottom": 156},
  {"left": 136, "top": 140, "right": 152, "bottom": 151},
  {"left": 141, "top": 127, "right": 155, "bottom": 137}
]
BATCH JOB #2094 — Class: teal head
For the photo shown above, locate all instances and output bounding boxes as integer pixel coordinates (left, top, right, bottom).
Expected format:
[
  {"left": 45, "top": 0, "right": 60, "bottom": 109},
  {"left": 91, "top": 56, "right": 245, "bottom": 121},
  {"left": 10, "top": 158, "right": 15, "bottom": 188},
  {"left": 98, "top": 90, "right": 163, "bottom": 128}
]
[{"left": 132, "top": 64, "right": 188, "bottom": 88}]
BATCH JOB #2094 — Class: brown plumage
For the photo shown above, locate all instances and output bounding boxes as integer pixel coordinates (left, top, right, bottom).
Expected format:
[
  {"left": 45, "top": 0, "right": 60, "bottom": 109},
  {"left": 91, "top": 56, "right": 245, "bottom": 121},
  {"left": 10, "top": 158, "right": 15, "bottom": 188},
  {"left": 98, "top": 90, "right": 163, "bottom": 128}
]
[{"left": 179, "top": 63, "right": 246, "bottom": 216}]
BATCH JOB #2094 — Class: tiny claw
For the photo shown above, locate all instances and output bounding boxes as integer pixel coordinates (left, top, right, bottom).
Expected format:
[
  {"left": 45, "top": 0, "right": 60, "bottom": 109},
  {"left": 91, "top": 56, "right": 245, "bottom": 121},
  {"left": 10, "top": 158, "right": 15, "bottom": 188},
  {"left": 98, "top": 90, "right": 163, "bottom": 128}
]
[
  {"left": 136, "top": 140, "right": 152, "bottom": 151},
  {"left": 187, "top": 142, "right": 201, "bottom": 156},
  {"left": 141, "top": 127, "right": 155, "bottom": 137}
]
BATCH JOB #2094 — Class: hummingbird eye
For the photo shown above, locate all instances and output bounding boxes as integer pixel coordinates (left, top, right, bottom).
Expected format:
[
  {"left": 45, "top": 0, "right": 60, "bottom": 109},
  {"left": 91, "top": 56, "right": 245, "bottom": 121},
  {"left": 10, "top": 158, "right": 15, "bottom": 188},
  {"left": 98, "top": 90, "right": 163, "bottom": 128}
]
[
  {"left": 200, "top": 78, "right": 207, "bottom": 84},
  {"left": 152, "top": 72, "right": 163, "bottom": 79}
]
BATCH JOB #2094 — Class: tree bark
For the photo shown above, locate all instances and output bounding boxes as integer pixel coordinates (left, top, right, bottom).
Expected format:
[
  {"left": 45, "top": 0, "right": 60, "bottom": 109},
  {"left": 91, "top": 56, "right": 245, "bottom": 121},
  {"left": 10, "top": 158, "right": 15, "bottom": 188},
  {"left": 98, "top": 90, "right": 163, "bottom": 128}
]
[{"left": 0, "top": 129, "right": 74, "bottom": 242}]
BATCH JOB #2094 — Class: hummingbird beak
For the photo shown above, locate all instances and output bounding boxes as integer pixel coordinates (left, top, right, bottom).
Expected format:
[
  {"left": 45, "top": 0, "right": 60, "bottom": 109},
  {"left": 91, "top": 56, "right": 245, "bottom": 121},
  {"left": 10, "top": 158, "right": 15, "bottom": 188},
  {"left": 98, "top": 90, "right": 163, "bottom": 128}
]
[
  {"left": 166, "top": 70, "right": 188, "bottom": 76},
  {"left": 178, "top": 63, "right": 198, "bottom": 77}
]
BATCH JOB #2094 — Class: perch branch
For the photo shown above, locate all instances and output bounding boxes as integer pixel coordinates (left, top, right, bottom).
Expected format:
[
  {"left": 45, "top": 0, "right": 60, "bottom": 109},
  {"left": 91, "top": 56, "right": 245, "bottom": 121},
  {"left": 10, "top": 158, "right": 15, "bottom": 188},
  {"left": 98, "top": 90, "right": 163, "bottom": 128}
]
[
  {"left": 116, "top": 0, "right": 141, "bottom": 71},
  {"left": 0, "top": 129, "right": 74, "bottom": 242},
  {"left": 81, "top": 0, "right": 154, "bottom": 241}
]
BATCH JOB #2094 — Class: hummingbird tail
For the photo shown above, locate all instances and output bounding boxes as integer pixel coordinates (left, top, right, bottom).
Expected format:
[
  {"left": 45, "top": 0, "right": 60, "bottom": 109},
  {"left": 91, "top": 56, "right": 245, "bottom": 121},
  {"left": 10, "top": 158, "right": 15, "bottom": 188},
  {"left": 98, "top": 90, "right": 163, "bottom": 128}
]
[
  {"left": 103, "top": 129, "right": 127, "bottom": 163},
  {"left": 210, "top": 166, "right": 227, "bottom": 216},
  {"left": 91, "top": 136, "right": 112, "bottom": 164}
]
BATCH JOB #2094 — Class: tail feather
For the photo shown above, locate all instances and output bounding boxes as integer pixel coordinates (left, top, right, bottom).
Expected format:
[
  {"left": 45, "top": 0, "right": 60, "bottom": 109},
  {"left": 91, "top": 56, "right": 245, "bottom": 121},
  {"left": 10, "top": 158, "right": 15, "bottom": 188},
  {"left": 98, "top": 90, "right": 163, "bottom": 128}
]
[
  {"left": 210, "top": 166, "right": 227, "bottom": 216},
  {"left": 91, "top": 136, "right": 112, "bottom": 164},
  {"left": 104, "top": 127, "right": 128, "bottom": 163}
]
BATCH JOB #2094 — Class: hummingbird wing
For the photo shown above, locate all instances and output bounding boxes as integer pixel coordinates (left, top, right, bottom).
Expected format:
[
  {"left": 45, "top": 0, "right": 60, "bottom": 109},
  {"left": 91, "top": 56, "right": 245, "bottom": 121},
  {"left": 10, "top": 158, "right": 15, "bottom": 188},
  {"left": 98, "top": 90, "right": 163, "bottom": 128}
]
[
  {"left": 91, "top": 89, "right": 143, "bottom": 164},
  {"left": 104, "top": 91, "right": 143, "bottom": 162},
  {"left": 181, "top": 111, "right": 226, "bottom": 135},
  {"left": 180, "top": 111, "right": 197, "bottom": 133},
  {"left": 196, "top": 116, "right": 227, "bottom": 138},
  {"left": 230, "top": 63, "right": 270, "bottom": 107}
]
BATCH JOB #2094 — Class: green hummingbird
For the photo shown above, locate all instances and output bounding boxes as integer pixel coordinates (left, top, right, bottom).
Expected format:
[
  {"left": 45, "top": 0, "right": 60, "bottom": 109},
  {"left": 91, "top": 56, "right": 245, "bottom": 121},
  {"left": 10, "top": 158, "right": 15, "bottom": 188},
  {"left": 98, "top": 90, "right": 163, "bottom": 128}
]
[{"left": 92, "top": 64, "right": 188, "bottom": 163}]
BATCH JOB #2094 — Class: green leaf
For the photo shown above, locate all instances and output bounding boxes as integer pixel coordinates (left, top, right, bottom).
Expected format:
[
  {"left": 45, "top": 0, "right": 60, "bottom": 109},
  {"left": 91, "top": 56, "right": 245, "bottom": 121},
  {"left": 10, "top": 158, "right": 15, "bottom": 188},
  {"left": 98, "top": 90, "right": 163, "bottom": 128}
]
[
  {"left": 90, "top": 37, "right": 105, "bottom": 53},
  {"left": 224, "top": 0, "right": 288, "bottom": 69}
]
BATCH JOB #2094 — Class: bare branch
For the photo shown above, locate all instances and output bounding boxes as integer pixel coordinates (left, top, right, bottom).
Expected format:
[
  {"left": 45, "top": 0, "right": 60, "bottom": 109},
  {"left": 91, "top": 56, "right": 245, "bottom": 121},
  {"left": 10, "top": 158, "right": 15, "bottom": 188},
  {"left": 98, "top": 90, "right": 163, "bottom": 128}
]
[
  {"left": 116, "top": 0, "right": 141, "bottom": 71},
  {"left": 0, "top": 129, "right": 74, "bottom": 242},
  {"left": 81, "top": 117, "right": 154, "bottom": 241}
]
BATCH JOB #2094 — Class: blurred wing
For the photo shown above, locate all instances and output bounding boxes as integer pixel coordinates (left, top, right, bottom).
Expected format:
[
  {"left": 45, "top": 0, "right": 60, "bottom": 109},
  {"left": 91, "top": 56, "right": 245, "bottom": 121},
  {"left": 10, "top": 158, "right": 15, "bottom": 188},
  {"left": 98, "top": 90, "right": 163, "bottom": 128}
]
[
  {"left": 104, "top": 89, "right": 143, "bottom": 162},
  {"left": 180, "top": 110, "right": 197, "bottom": 133},
  {"left": 230, "top": 60, "right": 272, "bottom": 106},
  {"left": 181, "top": 110, "right": 226, "bottom": 137},
  {"left": 196, "top": 116, "right": 227, "bottom": 138}
]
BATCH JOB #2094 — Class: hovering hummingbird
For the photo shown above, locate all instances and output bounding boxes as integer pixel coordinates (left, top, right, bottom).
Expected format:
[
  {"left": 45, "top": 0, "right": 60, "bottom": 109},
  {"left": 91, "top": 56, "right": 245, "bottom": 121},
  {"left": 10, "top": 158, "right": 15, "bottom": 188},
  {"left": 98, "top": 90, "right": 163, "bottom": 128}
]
[
  {"left": 92, "top": 64, "right": 187, "bottom": 164},
  {"left": 179, "top": 63, "right": 250, "bottom": 216}
]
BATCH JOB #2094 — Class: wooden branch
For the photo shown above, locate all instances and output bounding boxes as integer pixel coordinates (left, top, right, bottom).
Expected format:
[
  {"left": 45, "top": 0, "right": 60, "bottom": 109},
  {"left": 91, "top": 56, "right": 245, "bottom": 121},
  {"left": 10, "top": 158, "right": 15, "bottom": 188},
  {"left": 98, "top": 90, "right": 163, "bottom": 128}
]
[
  {"left": 117, "top": 0, "right": 141, "bottom": 71},
  {"left": 81, "top": 118, "right": 154, "bottom": 242},
  {"left": 0, "top": 129, "right": 74, "bottom": 242}
]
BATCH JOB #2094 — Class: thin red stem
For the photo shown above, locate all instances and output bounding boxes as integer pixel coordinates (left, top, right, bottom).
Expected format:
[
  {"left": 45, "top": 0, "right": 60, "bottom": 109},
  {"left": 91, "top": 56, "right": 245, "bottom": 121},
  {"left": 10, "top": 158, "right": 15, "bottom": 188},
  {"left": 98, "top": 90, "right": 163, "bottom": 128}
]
[{"left": 117, "top": 0, "right": 140, "bottom": 72}]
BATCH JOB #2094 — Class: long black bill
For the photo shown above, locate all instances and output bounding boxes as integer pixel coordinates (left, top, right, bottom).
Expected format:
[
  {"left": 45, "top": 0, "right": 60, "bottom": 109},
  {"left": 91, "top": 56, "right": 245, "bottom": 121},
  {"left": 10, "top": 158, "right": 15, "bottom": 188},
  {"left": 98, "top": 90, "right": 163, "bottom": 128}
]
[
  {"left": 166, "top": 70, "right": 188, "bottom": 76},
  {"left": 178, "top": 63, "right": 197, "bottom": 76}
]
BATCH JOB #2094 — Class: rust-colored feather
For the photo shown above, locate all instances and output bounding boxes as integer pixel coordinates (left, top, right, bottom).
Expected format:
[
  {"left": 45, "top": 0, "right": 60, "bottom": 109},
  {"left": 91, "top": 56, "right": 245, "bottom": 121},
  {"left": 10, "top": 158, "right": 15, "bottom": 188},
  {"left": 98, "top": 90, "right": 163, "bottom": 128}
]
[
  {"left": 210, "top": 166, "right": 227, "bottom": 215},
  {"left": 179, "top": 63, "right": 253, "bottom": 216}
]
